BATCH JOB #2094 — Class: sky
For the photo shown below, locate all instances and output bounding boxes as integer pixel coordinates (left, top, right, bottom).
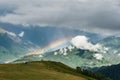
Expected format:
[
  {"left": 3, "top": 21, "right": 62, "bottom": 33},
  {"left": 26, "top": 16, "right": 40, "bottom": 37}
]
[{"left": 0, "top": 0, "right": 120, "bottom": 35}]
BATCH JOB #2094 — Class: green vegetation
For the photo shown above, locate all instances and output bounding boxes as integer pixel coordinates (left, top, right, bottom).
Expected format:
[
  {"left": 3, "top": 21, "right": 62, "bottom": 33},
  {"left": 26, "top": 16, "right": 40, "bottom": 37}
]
[
  {"left": 76, "top": 67, "right": 111, "bottom": 80},
  {"left": 0, "top": 61, "right": 94, "bottom": 80},
  {"left": 97, "top": 64, "right": 120, "bottom": 80}
]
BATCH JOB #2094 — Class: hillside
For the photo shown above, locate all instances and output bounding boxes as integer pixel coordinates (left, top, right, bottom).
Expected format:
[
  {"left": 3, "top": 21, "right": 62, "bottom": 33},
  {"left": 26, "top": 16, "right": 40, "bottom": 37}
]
[
  {"left": 96, "top": 64, "right": 120, "bottom": 80},
  {"left": 0, "top": 61, "right": 94, "bottom": 80}
]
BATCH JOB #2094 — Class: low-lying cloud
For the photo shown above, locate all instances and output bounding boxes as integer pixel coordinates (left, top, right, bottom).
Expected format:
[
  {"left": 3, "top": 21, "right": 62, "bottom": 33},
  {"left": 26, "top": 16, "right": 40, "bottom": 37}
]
[{"left": 71, "top": 35, "right": 102, "bottom": 51}]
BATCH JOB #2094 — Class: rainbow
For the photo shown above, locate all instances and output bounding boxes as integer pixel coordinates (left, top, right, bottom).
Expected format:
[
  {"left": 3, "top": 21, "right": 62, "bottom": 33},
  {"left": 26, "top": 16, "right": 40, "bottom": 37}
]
[{"left": 30, "top": 38, "right": 69, "bottom": 55}]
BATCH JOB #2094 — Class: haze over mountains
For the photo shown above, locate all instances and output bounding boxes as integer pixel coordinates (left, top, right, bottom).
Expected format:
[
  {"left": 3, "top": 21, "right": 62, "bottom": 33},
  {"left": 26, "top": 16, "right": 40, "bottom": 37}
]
[
  {"left": 0, "top": 23, "right": 103, "bottom": 63},
  {"left": 0, "top": 23, "right": 120, "bottom": 67},
  {"left": 0, "top": 22, "right": 120, "bottom": 80},
  {"left": 14, "top": 35, "right": 120, "bottom": 68}
]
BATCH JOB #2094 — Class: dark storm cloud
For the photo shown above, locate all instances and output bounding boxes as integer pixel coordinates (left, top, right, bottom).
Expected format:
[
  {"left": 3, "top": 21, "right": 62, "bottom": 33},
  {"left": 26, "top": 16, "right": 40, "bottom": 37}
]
[{"left": 0, "top": 0, "right": 120, "bottom": 35}]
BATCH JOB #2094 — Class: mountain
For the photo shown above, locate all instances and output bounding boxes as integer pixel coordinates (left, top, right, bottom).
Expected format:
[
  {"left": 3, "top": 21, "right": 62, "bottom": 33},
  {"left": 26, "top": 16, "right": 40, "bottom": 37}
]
[
  {"left": 1, "top": 23, "right": 120, "bottom": 69},
  {"left": 14, "top": 45, "right": 109, "bottom": 68},
  {"left": 99, "top": 36, "right": 120, "bottom": 49},
  {"left": 0, "top": 22, "right": 103, "bottom": 45},
  {"left": 96, "top": 64, "right": 120, "bottom": 80},
  {"left": 0, "top": 28, "right": 38, "bottom": 63},
  {"left": 0, "top": 61, "right": 95, "bottom": 80},
  {"left": 98, "top": 36, "right": 120, "bottom": 65},
  {"left": 14, "top": 35, "right": 120, "bottom": 69},
  {"left": 0, "top": 23, "right": 103, "bottom": 63}
]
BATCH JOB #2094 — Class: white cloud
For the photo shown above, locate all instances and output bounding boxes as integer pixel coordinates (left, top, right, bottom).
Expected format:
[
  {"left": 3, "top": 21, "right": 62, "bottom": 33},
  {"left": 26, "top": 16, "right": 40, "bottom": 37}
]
[
  {"left": 71, "top": 35, "right": 102, "bottom": 51},
  {"left": 39, "top": 54, "right": 43, "bottom": 57},
  {"left": 118, "top": 54, "right": 120, "bottom": 56},
  {"left": 0, "top": 28, "right": 22, "bottom": 43},
  {"left": 7, "top": 32, "right": 17, "bottom": 37},
  {"left": 54, "top": 52, "right": 58, "bottom": 55},
  {"left": 113, "top": 50, "right": 118, "bottom": 54},
  {"left": 0, "top": 28, "right": 16, "bottom": 37},
  {"left": 93, "top": 53, "right": 103, "bottom": 60},
  {"left": 18, "top": 31, "right": 24, "bottom": 37},
  {"left": 0, "top": 0, "right": 120, "bottom": 35}
]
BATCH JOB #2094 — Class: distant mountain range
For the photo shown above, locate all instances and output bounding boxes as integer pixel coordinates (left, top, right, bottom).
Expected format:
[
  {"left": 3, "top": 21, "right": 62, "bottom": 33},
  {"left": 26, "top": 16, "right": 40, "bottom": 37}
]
[
  {"left": 0, "top": 22, "right": 102, "bottom": 44},
  {"left": 14, "top": 35, "right": 120, "bottom": 68},
  {"left": 95, "top": 64, "right": 120, "bottom": 80},
  {"left": 0, "top": 28, "right": 37, "bottom": 63},
  {"left": 0, "top": 23, "right": 119, "bottom": 67},
  {"left": 14, "top": 45, "right": 109, "bottom": 67},
  {"left": 0, "top": 22, "right": 103, "bottom": 63}
]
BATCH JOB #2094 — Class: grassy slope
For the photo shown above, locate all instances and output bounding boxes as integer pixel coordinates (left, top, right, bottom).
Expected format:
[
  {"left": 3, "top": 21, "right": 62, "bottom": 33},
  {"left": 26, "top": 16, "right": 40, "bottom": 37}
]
[{"left": 0, "top": 61, "right": 95, "bottom": 80}]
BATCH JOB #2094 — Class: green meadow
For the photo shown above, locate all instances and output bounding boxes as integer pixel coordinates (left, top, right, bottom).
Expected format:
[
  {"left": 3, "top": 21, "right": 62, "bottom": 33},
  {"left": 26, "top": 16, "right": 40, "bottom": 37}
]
[{"left": 0, "top": 61, "right": 94, "bottom": 80}]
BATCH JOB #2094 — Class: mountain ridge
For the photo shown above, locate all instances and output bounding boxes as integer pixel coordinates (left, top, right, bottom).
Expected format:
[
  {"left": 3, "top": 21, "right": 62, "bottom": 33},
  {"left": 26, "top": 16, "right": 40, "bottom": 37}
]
[{"left": 95, "top": 63, "right": 120, "bottom": 80}]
